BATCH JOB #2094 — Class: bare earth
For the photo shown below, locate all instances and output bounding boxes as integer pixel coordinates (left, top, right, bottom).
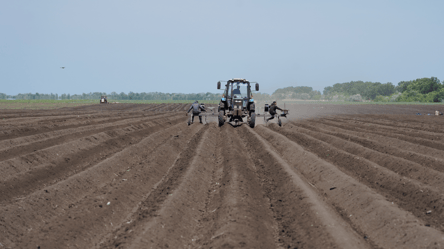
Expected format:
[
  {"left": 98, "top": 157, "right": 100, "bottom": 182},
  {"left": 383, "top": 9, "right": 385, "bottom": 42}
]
[{"left": 1, "top": 103, "right": 444, "bottom": 249}]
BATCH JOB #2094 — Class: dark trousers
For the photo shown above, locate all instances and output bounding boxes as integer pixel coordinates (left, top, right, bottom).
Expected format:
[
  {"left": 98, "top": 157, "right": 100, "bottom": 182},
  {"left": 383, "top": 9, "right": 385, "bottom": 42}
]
[
  {"left": 192, "top": 114, "right": 202, "bottom": 123},
  {"left": 267, "top": 114, "right": 275, "bottom": 121}
]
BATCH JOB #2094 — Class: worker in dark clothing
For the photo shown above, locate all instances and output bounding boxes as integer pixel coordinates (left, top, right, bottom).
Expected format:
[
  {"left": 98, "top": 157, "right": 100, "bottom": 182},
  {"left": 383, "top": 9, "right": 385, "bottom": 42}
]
[
  {"left": 266, "top": 101, "right": 283, "bottom": 122},
  {"left": 187, "top": 100, "right": 205, "bottom": 124},
  {"left": 232, "top": 85, "right": 241, "bottom": 95}
]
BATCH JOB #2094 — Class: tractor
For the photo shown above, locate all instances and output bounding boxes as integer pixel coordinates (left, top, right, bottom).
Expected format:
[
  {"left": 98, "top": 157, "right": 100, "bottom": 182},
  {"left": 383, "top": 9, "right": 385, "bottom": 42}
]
[
  {"left": 217, "top": 78, "right": 259, "bottom": 128},
  {"left": 100, "top": 95, "right": 108, "bottom": 104}
]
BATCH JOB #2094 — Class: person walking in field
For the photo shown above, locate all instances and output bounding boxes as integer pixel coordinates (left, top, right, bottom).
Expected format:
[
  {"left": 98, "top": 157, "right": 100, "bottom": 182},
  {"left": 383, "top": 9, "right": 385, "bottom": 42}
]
[
  {"left": 266, "top": 101, "right": 283, "bottom": 122},
  {"left": 187, "top": 100, "right": 205, "bottom": 124}
]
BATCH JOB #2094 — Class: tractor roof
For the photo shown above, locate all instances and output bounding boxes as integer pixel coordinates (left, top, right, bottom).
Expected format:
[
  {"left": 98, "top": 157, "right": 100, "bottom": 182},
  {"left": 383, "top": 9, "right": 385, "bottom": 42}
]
[{"left": 228, "top": 78, "right": 250, "bottom": 83}]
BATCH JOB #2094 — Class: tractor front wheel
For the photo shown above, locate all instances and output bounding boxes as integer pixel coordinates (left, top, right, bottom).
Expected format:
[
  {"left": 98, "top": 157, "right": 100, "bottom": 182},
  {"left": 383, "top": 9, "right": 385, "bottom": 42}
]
[
  {"left": 218, "top": 111, "right": 225, "bottom": 127},
  {"left": 249, "top": 113, "right": 256, "bottom": 128}
]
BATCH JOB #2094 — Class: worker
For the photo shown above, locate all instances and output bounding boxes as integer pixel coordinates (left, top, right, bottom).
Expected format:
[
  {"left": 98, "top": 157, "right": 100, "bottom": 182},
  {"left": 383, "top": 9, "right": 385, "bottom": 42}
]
[
  {"left": 232, "top": 85, "right": 241, "bottom": 95},
  {"left": 187, "top": 100, "right": 205, "bottom": 124},
  {"left": 266, "top": 101, "right": 283, "bottom": 122}
]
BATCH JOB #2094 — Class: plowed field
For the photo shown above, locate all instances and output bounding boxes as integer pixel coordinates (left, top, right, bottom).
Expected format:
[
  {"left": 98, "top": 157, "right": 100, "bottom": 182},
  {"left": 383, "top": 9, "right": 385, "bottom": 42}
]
[{"left": 1, "top": 103, "right": 444, "bottom": 249}]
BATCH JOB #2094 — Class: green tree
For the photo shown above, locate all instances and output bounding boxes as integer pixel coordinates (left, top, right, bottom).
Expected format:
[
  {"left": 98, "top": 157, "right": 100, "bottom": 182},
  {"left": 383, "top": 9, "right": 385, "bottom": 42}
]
[
  {"left": 407, "top": 77, "right": 442, "bottom": 94},
  {"left": 323, "top": 86, "right": 333, "bottom": 95},
  {"left": 396, "top": 81, "right": 412, "bottom": 92}
]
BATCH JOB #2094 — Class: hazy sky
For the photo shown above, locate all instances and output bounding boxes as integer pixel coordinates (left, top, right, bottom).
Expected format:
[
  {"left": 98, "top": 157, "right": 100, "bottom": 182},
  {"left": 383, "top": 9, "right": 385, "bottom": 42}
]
[{"left": 1, "top": 0, "right": 443, "bottom": 95}]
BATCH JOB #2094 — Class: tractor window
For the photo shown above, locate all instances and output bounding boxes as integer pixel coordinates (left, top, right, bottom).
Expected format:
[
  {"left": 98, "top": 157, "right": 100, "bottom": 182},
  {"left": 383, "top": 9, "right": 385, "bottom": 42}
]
[{"left": 231, "top": 83, "right": 248, "bottom": 99}]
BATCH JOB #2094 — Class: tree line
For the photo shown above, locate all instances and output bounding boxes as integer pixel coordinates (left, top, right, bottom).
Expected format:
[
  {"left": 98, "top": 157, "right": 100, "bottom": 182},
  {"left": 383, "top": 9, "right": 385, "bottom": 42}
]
[
  {"left": 323, "top": 81, "right": 396, "bottom": 100},
  {"left": 0, "top": 92, "right": 220, "bottom": 101},
  {"left": 272, "top": 86, "right": 321, "bottom": 100},
  {"left": 394, "top": 77, "right": 444, "bottom": 102},
  {"left": 321, "top": 77, "right": 443, "bottom": 102},
  {"left": 2, "top": 77, "right": 442, "bottom": 103},
  {"left": 0, "top": 93, "right": 60, "bottom": 100},
  {"left": 0, "top": 91, "right": 272, "bottom": 101}
]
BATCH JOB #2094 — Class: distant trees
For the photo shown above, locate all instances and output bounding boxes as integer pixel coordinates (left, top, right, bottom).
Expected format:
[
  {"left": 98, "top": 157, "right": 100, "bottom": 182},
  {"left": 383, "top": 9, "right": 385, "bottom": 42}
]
[
  {"left": 325, "top": 77, "right": 443, "bottom": 102},
  {"left": 272, "top": 86, "right": 321, "bottom": 100},
  {"left": 3, "top": 77, "right": 443, "bottom": 103},
  {"left": 396, "top": 77, "right": 442, "bottom": 94},
  {"left": 396, "top": 77, "right": 443, "bottom": 102},
  {"left": 0, "top": 90, "right": 276, "bottom": 102},
  {"left": 323, "top": 81, "right": 395, "bottom": 100},
  {"left": 395, "top": 81, "right": 412, "bottom": 93},
  {"left": 3, "top": 92, "right": 225, "bottom": 101},
  {"left": 250, "top": 92, "right": 271, "bottom": 101},
  {"left": 14, "top": 93, "right": 59, "bottom": 100},
  {"left": 60, "top": 93, "right": 71, "bottom": 99}
]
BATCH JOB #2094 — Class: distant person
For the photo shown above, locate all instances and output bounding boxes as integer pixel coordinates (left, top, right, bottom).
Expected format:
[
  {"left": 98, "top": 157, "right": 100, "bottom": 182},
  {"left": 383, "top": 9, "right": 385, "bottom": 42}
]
[
  {"left": 187, "top": 100, "right": 205, "bottom": 124},
  {"left": 266, "top": 101, "right": 283, "bottom": 122}
]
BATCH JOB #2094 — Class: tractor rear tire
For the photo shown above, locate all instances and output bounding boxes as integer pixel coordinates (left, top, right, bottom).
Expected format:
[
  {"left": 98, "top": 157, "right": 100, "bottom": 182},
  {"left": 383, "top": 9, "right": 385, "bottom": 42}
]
[
  {"left": 249, "top": 113, "right": 256, "bottom": 128},
  {"left": 218, "top": 111, "right": 225, "bottom": 127}
]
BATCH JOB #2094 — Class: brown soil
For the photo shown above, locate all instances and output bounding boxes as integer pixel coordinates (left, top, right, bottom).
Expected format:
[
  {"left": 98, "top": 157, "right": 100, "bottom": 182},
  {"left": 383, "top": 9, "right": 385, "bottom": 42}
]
[{"left": 1, "top": 103, "right": 444, "bottom": 249}]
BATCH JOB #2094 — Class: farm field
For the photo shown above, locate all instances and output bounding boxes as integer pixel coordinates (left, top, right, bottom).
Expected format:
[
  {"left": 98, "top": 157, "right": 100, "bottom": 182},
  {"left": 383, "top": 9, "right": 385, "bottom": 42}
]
[
  {"left": 1, "top": 103, "right": 444, "bottom": 248},
  {"left": 0, "top": 100, "right": 220, "bottom": 110}
]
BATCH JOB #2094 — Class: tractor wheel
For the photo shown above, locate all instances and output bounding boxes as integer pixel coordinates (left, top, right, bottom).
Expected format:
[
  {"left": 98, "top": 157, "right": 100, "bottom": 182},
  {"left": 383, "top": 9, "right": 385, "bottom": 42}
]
[
  {"left": 249, "top": 113, "right": 256, "bottom": 128},
  {"left": 218, "top": 111, "right": 225, "bottom": 127}
]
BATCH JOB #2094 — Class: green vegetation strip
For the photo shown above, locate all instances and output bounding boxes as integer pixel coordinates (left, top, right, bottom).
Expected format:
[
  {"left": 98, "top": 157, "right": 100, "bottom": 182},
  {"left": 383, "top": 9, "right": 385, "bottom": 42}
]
[
  {"left": 0, "top": 99, "right": 220, "bottom": 110},
  {"left": 0, "top": 100, "right": 94, "bottom": 109}
]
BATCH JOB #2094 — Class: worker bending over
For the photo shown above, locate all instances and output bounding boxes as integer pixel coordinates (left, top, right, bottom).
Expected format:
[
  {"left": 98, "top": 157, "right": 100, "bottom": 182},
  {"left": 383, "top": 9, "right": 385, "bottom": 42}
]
[
  {"left": 187, "top": 100, "right": 205, "bottom": 124},
  {"left": 266, "top": 101, "right": 283, "bottom": 122}
]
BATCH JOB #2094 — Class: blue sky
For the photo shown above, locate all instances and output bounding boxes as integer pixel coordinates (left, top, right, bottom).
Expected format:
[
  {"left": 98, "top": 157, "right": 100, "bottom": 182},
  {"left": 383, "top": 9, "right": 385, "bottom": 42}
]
[{"left": 1, "top": 0, "right": 443, "bottom": 95}]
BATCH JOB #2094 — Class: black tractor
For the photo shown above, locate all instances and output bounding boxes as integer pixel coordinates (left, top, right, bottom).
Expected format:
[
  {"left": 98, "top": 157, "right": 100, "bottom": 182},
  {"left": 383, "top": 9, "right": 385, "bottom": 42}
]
[
  {"left": 100, "top": 95, "right": 108, "bottom": 104},
  {"left": 217, "top": 78, "right": 259, "bottom": 128}
]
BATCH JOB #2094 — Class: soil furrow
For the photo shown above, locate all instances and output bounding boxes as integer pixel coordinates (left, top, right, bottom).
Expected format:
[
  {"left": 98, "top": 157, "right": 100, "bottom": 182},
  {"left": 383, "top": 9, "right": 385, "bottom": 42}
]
[
  {"left": 303, "top": 119, "right": 444, "bottom": 172},
  {"left": 98, "top": 124, "right": 210, "bottom": 249},
  {"left": 325, "top": 117, "right": 444, "bottom": 142},
  {"left": 0, "top": 115, "right": 177, "bottom": 181},
  {"left": 2, "top": 104, "right": 444, "bottom": 248},
  {"left": 269, "top": 124, "right": 444, "bottom": 232},
  {"left": 293, "top": 122, "right": 444, "bottom": 189},
  {"left": 0, "top": 113, "right": 170, "bottom": 162},
  {"left": 192, "top": 125, "right": 279, "bottom": 249},
  {"left": 0, "top": 113, "right": 151, "bottom": 141},
  {"left": 0, "top": 116, "right": 177, "bottom": 181},
  {"left": 259, "top": 124, "right": 444, "bottom": 248},
  {"left": 318, "top": 118, "right": 444, "bottom": 152},
  {"left": 125, "top": 125, "right": 217, "bottom": 249},
  {"left": 1, "top": 120, "right": 203, "bottom": 248},
  {"left": 0, "top": 112, "right": 166, "bottom": 147},
  {"left": 334, "top": 115, "right": 444, "bottom": 133},
  {"left": 0, "top": 116, "right": 185, "bottom": 203},
  {"left": 242, "top": 125, "right": 369, "bottom": 249}
]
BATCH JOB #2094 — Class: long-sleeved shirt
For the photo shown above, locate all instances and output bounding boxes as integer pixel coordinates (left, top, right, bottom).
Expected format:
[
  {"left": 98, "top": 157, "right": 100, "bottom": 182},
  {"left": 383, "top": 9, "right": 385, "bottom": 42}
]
[
  {"left": 187, "top": 102, "right": 205, "bottom": 114},
  {"left": 268, "top": 104, "right": 283, "bottom": 115}
]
